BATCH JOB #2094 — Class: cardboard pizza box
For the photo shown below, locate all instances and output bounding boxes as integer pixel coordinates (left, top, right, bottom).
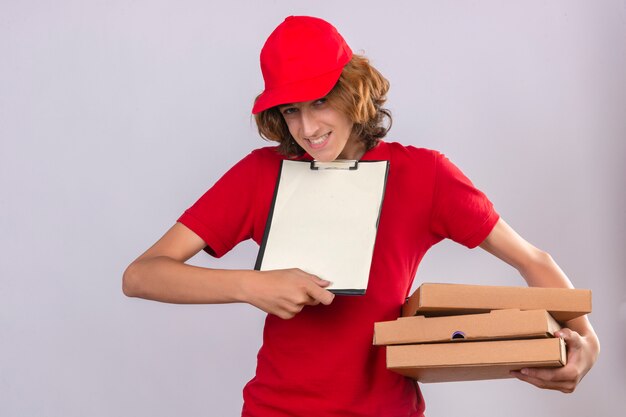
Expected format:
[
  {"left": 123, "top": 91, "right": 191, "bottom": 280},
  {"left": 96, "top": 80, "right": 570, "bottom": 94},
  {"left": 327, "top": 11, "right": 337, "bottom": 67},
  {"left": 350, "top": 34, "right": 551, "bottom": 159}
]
[
  {"left": 374, "top": 309, "right": 561, "bottom": 346},
  {"left": 386, "top": 337, "right": 566, "bottom": 383},
  {"left": 402, "top": 283, "right": 591, "bottom": 322}
]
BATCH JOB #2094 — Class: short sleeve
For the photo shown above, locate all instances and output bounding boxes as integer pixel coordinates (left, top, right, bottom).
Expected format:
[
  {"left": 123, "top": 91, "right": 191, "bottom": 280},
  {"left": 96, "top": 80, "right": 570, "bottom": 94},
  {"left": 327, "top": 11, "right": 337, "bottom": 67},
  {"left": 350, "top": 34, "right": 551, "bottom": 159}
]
[
  {"left": 430, "top": 152, "right": 500, "bottom": 248},
  {"left": 177, "top": 151, "right": 261, "bottom": 258}
]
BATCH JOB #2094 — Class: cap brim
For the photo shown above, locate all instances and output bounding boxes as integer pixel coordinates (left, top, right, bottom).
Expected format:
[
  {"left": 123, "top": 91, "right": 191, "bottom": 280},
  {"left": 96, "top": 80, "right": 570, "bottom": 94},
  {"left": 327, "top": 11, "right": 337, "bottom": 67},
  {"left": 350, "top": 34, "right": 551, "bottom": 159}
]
[{"left": 252, "top": 66, "right": 344, "bottom": 114}]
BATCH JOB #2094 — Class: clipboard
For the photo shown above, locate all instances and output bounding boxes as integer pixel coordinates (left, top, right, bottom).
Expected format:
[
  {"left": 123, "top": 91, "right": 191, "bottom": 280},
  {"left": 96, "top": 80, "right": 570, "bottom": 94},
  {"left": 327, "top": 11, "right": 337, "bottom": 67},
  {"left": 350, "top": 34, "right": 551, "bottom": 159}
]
[{"left": 254, "top": 159, "right": 390, "bottom": 295}]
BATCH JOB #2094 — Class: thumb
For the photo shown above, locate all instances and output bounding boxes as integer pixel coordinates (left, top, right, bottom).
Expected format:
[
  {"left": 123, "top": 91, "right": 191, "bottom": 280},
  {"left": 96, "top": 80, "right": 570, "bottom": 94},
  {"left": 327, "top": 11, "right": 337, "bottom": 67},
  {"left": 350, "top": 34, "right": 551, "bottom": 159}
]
[
  {"left": 555, "top": 328, "right": 584, "bottom": 356},
  {"left": 556, "top": 328, "right": 580, "bottom": 346}
]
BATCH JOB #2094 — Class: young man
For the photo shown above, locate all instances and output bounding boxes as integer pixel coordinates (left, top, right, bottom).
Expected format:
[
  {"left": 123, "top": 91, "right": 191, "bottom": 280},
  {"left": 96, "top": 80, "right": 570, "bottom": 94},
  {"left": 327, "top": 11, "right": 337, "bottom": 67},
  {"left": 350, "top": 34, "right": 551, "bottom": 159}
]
[{"left": 123, "top": 16, "right": 599, "bottom": 417}]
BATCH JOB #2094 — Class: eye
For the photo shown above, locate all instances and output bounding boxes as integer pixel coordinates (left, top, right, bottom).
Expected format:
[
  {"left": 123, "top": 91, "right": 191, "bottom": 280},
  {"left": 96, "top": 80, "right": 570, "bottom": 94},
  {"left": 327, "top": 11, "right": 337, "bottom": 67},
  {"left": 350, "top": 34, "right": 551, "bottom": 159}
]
[
  {"left": 281, "top": 106, "right": 298, "bottom": 116},
  {"left": 313, "top": 98, "right": 327, "bottom": 106}
]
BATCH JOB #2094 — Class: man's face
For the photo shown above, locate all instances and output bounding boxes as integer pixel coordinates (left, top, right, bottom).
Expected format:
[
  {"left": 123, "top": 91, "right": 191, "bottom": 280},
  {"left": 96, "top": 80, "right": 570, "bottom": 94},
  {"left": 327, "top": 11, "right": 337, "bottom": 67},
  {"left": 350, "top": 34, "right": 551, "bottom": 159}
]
[{"left": 279, "top": 98, "right": 362, "bottom": 161}]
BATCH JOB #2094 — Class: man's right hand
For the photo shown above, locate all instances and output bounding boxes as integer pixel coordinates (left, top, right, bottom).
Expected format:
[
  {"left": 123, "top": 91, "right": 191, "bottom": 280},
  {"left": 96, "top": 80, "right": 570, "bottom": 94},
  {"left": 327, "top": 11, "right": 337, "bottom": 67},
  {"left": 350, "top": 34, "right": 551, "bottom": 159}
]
[{"left": 240, "top": 268, "right": 335, "bottom": 319}]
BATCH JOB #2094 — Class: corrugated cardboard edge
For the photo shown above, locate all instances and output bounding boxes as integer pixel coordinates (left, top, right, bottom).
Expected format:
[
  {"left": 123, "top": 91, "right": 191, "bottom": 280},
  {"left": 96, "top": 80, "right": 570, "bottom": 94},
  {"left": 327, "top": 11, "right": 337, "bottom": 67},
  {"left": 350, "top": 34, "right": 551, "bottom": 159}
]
[
  {"left": 374, "top": 309, "right": 561, "bottom": 345},
  {"left": 387, "top": 338, "right": 566, "bottom": 383},
  {"left": 402, "top": 283, "right": 591, "bottom": 322}
]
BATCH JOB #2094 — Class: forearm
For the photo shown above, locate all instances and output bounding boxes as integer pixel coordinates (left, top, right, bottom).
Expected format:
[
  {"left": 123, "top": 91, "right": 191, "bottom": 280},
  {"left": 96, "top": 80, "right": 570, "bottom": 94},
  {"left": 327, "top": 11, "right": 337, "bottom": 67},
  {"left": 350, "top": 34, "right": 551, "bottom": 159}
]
[
  {"left": 480, "top": 219, "right": 599, "bottom": 389},
  {"left": 518, "top": 249, "right": 573, "bottom": 289},
  {"left": 122, "top": 256, "right": 252, "bottom": 304},
  {"left": 518, "top": 249, "right": 599, "bottom": 346},
  {"left": 514, "top": 261, "right": 600, "bottom": 391},
  {"left": 122, "top": 258, "right": 335, "bottom": 318}
]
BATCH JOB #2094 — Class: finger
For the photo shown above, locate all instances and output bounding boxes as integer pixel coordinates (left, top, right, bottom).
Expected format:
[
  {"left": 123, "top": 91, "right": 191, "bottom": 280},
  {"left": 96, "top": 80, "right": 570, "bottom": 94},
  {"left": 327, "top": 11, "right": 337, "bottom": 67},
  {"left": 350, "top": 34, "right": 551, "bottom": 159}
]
[
  {"left": 511, "top": 371, "right": 576, "bottom": 393},
  {"left": 517, "top": 353, "right": 583, "bottom": 384},
  {"left": 276, "top": 310, "right": 296, "bottom": 320},
  {"left": 277, "top": 302, "right": 304, "bottom": 319},
  {"left": 511, "top": 370, "right": 550, "bottom": 389},
  {"left": 516, "top": 366, "right": 573, "bottom": 383},
  {"left": 555, "top": 328, "right": 582, "bottom": 349},
  {"left": 290, "top": 303, "right": 305, "bottom": 314},
  {"left": 300, "top": 292, "right": 321, "bottom": 306},
  {"left": 554, "top": 327, "right": 571, "bottom": 340},
  {"left": 296, "top": 269, "right": 332, "bottom": 287},
  {"left": 306, "top": 284, "right": 335, "bottom": 306},
  {"left": 554, "top": 328, "right": 584, "bottom": 367}
]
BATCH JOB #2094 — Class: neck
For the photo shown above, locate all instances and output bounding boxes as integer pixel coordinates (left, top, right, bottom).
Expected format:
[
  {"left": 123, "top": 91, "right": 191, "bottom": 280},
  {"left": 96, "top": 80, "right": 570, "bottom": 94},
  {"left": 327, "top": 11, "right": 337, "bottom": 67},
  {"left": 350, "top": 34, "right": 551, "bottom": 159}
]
[{"left": 338, "top": 135, "right": 367, "bottom": 160}]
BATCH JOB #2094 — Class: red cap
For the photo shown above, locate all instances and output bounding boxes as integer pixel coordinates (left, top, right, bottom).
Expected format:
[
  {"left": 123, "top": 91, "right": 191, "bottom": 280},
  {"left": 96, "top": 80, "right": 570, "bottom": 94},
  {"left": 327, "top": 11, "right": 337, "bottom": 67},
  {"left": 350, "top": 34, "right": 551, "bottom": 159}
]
[{"left": 252, "top": 16, "right": 353, "bottom": 114}]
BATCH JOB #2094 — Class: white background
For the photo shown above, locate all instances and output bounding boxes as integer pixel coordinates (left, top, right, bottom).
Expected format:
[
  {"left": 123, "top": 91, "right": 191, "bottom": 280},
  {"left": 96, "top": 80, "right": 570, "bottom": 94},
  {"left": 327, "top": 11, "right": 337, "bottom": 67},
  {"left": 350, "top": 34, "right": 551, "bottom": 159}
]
[{"left": 1, "top": 1, "right": 624, "bottom": 416}]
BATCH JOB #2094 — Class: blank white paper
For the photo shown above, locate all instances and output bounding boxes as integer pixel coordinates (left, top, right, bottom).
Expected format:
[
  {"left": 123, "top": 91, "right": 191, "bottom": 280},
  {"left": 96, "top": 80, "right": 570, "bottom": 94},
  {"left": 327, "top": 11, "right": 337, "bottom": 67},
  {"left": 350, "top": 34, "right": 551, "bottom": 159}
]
[{"left": 257, "top": 160, "right": 389, "bottom": 294}]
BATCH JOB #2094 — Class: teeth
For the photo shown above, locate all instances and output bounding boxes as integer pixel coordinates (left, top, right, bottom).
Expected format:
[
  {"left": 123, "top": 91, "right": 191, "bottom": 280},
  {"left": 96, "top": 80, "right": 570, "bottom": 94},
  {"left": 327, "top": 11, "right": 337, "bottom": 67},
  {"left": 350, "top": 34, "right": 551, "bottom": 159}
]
[{"left": 309, "top": 133, "right": 329, "bottom": 144}]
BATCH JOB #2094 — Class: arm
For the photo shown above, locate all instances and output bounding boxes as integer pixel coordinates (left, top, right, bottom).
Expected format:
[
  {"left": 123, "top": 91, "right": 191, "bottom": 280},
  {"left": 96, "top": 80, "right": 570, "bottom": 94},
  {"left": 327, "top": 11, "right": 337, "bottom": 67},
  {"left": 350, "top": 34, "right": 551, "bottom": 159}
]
[
  {"left": 478, "top": 218, "right": 600, "bottom": 393},
  {"left": 122, "top": 222, "right": 334, "bottom": 319}
]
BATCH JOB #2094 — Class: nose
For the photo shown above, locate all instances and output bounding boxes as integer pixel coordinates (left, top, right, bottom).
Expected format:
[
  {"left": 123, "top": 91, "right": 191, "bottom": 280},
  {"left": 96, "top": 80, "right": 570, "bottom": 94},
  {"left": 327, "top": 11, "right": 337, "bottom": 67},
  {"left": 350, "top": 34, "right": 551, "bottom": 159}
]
[{"left": 300, "top": 107, "right": 320, "bottom": 138}]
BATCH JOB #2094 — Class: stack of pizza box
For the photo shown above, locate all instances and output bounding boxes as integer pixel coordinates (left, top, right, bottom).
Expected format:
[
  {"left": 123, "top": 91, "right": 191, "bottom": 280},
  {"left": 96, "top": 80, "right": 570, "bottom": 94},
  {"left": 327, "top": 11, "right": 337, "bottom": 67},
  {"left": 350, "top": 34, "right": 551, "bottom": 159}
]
[{"left": 373, "top": 283, "right": 591, "bottom": 383}]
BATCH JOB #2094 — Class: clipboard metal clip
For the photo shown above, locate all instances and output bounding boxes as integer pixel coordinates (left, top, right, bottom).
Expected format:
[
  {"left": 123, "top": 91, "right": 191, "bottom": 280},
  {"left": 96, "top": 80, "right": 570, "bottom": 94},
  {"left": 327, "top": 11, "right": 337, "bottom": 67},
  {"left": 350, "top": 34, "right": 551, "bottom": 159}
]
[{"left": 310, "top": 160, "right": 359, "bottom": 171}]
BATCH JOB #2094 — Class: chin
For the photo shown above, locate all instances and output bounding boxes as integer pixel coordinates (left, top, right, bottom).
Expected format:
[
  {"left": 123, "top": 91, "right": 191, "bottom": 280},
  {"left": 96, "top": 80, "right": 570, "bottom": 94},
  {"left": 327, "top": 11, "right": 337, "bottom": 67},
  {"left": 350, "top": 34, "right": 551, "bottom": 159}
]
[
  {"left": 313, "top": 155, "right": 335, "bottom": 162},
  {"left": 311, "top": 150, "right": 341, "bottom": 162}
]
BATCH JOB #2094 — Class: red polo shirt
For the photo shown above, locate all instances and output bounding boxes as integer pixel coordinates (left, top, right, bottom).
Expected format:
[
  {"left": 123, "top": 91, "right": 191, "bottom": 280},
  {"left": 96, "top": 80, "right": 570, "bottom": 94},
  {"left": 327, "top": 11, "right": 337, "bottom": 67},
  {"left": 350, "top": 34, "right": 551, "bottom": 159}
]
[{"left": 177, "top": 140, "right": 499, "bottom": 417}]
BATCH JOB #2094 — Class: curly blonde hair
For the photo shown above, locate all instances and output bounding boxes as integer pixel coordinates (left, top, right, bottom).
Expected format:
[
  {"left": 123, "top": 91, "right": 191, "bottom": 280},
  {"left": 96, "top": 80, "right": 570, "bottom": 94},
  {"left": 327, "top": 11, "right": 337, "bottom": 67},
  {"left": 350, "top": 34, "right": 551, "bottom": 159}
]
[{"left": 254, "top": 54, "right": 392, "bottom": 157}]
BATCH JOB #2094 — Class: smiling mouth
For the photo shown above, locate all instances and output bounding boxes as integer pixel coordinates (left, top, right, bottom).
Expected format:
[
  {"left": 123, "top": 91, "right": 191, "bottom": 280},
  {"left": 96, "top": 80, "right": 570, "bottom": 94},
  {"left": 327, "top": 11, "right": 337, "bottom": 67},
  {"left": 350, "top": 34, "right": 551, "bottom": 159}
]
[{"left": 306, "top": 132, "right": 331, "bottom": 149}]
